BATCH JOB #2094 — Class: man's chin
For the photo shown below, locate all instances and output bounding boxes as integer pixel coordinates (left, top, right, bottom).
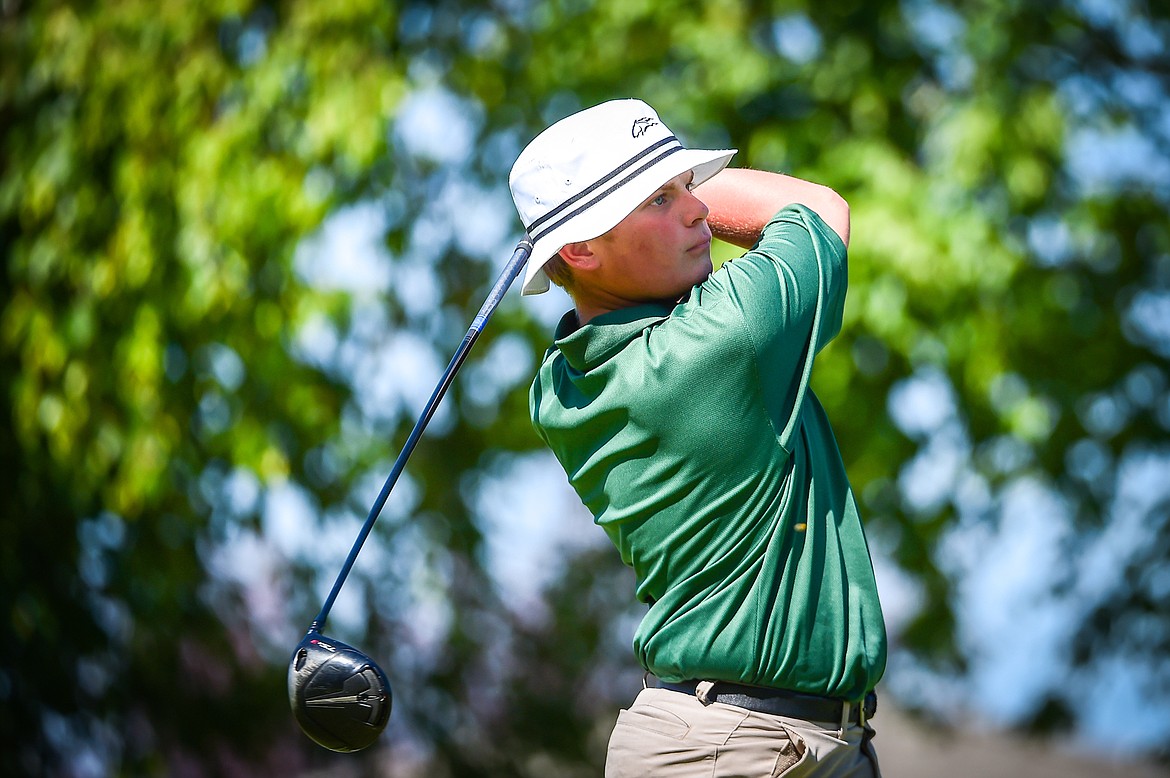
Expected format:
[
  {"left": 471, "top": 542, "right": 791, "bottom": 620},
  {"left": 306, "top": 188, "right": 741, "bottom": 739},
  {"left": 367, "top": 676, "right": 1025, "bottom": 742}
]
[{"left": 694, "top": 257, "right": 714, "bottom": 283}]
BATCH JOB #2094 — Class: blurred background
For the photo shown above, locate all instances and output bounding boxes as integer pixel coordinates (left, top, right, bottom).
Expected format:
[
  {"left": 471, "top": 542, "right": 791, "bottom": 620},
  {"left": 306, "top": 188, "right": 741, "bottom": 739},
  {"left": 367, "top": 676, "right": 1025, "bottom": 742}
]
[{"left": 3, "top": 0, "right": 1169, "bottom": 775}]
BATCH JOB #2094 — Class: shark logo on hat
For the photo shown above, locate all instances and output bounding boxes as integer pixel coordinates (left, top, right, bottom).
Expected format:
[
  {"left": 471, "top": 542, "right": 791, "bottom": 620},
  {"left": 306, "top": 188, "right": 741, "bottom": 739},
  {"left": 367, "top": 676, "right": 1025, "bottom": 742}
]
[{"left": 631, "top": 117, "right": 659, "bottom": 138}]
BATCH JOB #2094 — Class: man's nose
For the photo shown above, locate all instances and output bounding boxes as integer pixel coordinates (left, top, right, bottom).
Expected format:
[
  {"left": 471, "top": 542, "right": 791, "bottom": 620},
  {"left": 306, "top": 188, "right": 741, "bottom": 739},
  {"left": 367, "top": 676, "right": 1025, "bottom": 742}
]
[{"left": 685, "top": 189, "right": 710, "bottom": 224}]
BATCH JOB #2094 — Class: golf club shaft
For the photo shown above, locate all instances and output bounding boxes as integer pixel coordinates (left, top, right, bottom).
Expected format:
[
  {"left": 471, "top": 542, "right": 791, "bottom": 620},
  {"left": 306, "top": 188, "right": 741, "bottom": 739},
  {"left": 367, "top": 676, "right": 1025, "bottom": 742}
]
[{"left": 309, "top": 237, "right": 533, "bottom": 632}]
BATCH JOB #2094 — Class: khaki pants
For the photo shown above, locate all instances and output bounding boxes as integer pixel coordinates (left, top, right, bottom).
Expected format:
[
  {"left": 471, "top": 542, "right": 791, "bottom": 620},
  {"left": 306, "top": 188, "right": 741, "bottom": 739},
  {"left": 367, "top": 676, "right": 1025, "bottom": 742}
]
[{"left": 605, "top": 688, "right": 881, "bottom": 778}]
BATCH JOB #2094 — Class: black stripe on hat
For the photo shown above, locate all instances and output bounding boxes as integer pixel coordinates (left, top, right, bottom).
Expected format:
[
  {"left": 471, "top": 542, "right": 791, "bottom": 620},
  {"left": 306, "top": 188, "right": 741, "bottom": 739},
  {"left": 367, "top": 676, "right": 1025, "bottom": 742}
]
[{"left": 527, "top": 136, "right": 683, "bottom": 241}]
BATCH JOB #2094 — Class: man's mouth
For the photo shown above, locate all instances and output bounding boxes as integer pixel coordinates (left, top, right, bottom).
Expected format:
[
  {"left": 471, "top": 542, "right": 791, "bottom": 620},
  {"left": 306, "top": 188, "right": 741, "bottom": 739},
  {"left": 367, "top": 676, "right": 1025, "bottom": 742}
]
[{"left": 690, "top": 236, "right": 712, "bottom": 253}]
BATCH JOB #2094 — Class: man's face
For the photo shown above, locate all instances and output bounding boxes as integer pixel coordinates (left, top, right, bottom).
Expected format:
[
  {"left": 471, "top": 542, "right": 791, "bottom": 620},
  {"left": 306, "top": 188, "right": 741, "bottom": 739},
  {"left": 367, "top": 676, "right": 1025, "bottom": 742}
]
[{"left": 583, "top": 171, "right": 713, "bottom": 307}]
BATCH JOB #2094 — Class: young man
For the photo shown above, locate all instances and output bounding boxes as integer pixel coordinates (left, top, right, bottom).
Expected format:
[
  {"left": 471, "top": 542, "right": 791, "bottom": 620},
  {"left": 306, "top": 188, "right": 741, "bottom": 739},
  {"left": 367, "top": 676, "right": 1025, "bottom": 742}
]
[{"left": 509, "top": 99, "right": 886, "bottom": 777}]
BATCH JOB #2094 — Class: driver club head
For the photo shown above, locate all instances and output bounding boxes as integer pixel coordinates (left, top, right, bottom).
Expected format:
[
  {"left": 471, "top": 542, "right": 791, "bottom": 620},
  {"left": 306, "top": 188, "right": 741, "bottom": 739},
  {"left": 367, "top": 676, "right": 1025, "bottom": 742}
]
[{"left": 288, "top": 631, "right": 392, "bottom": 752}]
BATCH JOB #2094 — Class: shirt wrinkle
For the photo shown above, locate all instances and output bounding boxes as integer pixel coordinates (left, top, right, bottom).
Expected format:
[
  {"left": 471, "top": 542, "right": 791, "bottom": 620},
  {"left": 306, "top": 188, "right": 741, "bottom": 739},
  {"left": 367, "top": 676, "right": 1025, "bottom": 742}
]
[{"left": 530, "top": 204, "right": 886, "bottom": 700}]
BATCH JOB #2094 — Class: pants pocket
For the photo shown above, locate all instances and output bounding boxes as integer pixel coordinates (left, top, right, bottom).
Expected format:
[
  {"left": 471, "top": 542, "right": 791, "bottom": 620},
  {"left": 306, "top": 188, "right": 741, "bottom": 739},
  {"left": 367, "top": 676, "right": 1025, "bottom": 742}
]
[
  {"left": 709, "top": 711, "right": 811, "bottom": 777},
  {"left": 613, "top": 702, "right": 691, "bottom": 740},
  {"left": 605, "top": 694, "right": 723, "bottom": 778},
  {"left": 772, "top": 727, "right": 811, "bottom": 777}
]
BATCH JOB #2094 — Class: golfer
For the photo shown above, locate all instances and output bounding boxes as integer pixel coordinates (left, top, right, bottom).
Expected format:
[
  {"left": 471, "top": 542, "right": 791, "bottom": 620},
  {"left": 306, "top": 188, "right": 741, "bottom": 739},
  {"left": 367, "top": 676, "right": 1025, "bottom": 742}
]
[{"left": 510, "top": 99, "right": 886, "bottom": 777}]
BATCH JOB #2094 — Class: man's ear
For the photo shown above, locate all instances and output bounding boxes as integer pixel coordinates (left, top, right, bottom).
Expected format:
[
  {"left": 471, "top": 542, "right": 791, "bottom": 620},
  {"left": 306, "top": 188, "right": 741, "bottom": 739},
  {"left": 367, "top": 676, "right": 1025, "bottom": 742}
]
[{"left": 558, "top": 241, "right": 598, "bottom": 270}]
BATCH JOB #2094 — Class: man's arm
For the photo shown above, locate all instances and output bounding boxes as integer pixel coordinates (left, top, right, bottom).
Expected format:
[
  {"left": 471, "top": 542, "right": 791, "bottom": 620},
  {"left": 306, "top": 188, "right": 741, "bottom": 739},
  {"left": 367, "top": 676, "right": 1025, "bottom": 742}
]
[{"left": 694, "top": 168, "right": 850, "bottom": 248}]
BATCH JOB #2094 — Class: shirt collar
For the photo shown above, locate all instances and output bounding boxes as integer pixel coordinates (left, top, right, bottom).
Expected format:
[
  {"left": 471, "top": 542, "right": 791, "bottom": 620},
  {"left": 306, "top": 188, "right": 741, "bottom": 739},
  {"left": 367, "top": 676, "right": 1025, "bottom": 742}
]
[{"left": 553, "top": 302, "right": 674, "bottom": 371}]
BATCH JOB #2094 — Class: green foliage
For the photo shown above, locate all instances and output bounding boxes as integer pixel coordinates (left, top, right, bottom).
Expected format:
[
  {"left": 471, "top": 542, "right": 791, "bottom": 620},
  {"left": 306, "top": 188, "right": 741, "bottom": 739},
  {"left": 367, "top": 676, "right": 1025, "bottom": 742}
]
[{"left": 3, "top": 0, "right": 1168, "bottom": 774}]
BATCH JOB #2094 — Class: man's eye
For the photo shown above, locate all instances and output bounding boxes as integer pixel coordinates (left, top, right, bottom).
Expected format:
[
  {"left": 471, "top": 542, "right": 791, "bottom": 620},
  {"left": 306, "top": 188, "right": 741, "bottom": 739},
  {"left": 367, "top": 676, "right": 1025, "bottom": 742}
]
[{"left": 652, "top": 194, "right": 667, "bottom": 206}]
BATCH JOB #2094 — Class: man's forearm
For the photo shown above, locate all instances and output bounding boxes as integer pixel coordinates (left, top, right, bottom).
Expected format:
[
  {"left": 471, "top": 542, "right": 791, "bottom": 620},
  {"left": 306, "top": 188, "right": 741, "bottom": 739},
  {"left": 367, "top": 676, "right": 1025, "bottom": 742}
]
[{"left": 695, "top": 168, "right": 850, "bottom": 248}]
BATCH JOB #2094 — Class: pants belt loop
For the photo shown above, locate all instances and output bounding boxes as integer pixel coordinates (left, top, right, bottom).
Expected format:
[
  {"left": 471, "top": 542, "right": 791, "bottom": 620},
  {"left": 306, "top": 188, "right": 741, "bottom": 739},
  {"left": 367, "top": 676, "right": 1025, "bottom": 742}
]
[
  {"left": 858, "top": 698, "right": 867, "bottom": 728},
  {"left": 695, "top": 680, "right": 716, "bottom": 706}
]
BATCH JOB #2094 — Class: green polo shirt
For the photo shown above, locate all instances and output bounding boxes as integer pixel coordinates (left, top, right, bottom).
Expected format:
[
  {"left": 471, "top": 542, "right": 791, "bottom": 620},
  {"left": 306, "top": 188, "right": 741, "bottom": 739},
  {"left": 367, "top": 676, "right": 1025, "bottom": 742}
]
[{"left": 530, "top": 204, "right": 886, "bottom": 701}]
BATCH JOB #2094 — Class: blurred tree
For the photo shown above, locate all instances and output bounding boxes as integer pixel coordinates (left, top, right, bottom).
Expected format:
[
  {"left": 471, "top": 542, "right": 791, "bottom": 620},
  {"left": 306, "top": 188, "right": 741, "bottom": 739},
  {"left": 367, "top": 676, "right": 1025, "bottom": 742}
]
[
  {"left": 2, "top": 0, "right": 1167, "bottom": 776},
  {"left": 1, "top": 1, "right": 406, "bottom": 774}
]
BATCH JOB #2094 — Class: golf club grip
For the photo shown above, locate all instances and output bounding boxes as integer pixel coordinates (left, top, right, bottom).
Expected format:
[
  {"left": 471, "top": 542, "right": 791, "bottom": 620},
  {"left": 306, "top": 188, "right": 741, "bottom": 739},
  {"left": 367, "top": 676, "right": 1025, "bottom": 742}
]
[{"left": 310, "top": 237, "right": 533, "bottom": 631}]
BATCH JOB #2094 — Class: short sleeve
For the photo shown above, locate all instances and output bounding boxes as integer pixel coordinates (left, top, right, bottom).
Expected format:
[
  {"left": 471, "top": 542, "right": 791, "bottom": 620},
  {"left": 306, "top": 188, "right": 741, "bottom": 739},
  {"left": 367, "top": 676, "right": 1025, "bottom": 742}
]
[{"left": 700, "top": 204, "right": 848, "bottom": 451}]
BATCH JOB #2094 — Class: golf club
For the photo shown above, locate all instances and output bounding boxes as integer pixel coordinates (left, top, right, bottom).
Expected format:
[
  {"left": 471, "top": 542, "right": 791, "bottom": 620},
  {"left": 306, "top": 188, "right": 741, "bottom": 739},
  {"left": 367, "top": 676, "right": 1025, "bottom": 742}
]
[{"left": 289, "top": 237, "right": 532, "bottom": 753}]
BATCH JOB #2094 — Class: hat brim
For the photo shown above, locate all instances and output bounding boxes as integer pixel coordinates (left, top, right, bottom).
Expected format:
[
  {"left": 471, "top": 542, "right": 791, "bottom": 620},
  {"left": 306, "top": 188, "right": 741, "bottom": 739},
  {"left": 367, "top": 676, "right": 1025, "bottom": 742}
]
[{"left": 520, "top": 147, "right": 737, "bottom": 295}]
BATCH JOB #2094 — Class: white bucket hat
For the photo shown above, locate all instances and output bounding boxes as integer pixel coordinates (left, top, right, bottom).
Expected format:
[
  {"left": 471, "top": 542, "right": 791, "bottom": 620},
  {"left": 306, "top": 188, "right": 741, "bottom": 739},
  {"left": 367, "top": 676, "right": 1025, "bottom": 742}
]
[{"left": 509, "top": 99, "right": 736, "bottom": 295}]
